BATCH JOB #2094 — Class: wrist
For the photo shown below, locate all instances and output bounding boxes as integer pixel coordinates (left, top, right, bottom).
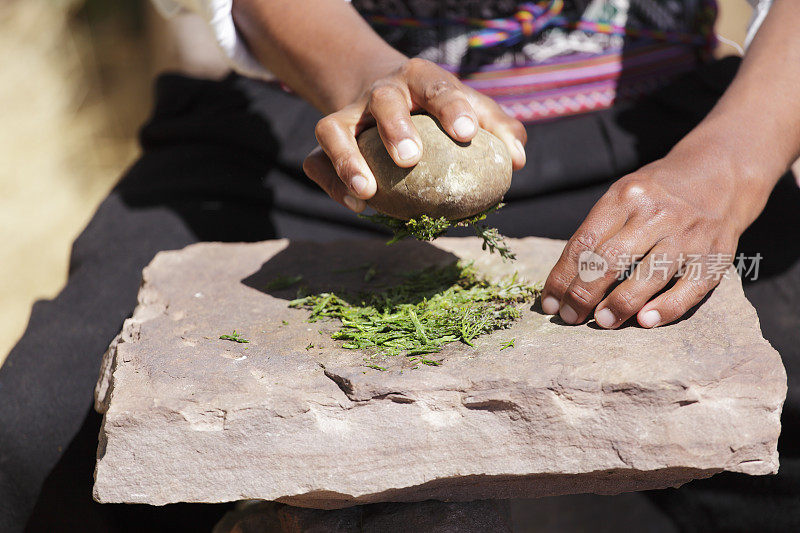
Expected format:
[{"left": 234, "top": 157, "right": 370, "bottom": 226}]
[
  {"left": 669, "top": 118, "right": 782, "bottom": 226},
  {"left": 233, "top": 0, "right": 408, "bottom": 114}
]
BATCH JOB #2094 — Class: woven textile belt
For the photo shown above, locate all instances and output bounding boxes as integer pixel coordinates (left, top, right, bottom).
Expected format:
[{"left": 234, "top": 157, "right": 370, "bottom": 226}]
[
  {"left": 457, "top": 41, "right": 703, "bottom": 122},
  {"left": 365, "top": 1, "right": 718, "bottom": 122}
]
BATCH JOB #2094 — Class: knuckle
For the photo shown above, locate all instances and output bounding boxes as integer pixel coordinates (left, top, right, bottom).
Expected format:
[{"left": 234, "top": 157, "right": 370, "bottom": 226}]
[
  {"left": 422, "top": 79, "right": 456, "bottom": 103},
  {"left": 609, "top": 288, "right": 639, "bottom": 316},
  {"left": 678, "top": 281, "right": 711, "bottom": 309},
  {"left": 314, "top": 116, "right": 338, "bottom": 141},
  {"left": 403, "top": 57, "right": 432, "bottom": 76},
  {"left": 595, "top": 242, "right": 626, "bottom": 269},
  {"left": 681, "top": 216, "right": 704, "bottom": 235},
  {"left": 544, "top": 269, "right": 572, "bottom": 298},
  {"left": 569, "top": 231, "right": 600, "bottom": 259},
  {"left": 378, "top": 118, "right": 411, "bottom": 140},
  {"left": 699, "top": 275, "right": 721, "bottom": 294},
  {"left": 657, "top": 294, "right": 680, "bottom": 316},
  {"left": 612, "top": 176, "right": 660, "bottom": 209},
  {"left": 369, "top": 83, "right": 402, "bottom": 104},
  {"left": 332, "top": 156, "right": 357, "bottom": 178},
  {"left": 692, "top": 276, "right": 714, "bottom": 294},
  {"left": 617, "top": 179, "right": 649, "bottom": 203},
  {"left": 566, "top": 283, "right": 595, "bottom": 308}
]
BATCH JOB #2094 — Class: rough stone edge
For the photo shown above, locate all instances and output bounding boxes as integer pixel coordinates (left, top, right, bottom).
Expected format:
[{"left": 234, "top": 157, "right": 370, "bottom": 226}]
[
  {"left": 94, "top": 263, "right": 166, "bottom": 413},
  {"left": 94, "top": 240, "right": 293, "bottom": 413},
  {"left": 92, "top": 238, "right": 787, "bottom": 505},
  {"left": 94, "top": 463, "right": 721, "bottom": 508}
]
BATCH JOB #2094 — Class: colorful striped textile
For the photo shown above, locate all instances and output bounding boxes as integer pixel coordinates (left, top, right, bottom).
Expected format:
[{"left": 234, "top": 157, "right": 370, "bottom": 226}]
[
  {"left": 368, "top": 1, "right": 717, "bottom": 52},
  {"left": 364, "top": 1, "right": 718, "bottom": 123},
  {"left": 460, "top": 41, "right": 701, "bottom": 122}
]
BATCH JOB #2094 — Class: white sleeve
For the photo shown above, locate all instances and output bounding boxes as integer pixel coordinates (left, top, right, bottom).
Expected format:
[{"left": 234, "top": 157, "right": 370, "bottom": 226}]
[
  {"left": 745, "top": 0, "right": 774, "bottom": 49},
  {"left": 151, "top": 0, "right": 272, "bottom": 79}
]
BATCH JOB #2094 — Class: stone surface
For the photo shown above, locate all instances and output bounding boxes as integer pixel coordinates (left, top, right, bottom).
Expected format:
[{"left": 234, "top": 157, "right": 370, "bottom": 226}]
[
  {"left": 94, "top": 237, "right": 786, "bottom": 508},
  {"left": 358, "top": 114, "right": 512, "bottom": 220}
]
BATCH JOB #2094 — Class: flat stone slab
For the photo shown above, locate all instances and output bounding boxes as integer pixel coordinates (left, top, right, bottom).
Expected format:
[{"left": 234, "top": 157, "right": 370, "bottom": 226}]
[{"left": 94, "top": 237, "right": 786, "bottom": 507}]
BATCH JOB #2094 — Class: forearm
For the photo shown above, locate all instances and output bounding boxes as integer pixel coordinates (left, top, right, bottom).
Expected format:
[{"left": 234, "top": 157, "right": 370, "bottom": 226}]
[
  {"left": 232, "top": 0, "right": 407, "bottom": 113},
  {"left": 672, "top": 0, "right": 800, "bottom": 221}
]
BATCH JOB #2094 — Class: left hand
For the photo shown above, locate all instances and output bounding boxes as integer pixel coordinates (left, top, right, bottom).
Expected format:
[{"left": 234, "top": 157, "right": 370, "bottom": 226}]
[{"left": 540, "top": 141, "right": 769, "bottom": 329}]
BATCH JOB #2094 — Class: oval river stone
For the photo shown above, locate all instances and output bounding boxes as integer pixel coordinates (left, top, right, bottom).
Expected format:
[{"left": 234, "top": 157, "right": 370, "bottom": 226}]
[{"left": 357, "top": 114, "right": 512, "bottom": 221}]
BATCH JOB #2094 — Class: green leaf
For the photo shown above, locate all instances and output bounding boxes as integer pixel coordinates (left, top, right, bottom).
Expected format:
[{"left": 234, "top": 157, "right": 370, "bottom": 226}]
[
  {"left": 219, "top": 330, "right": 249, "bottom": 343},
  {"left": 290, "top": 262, "right": 539, "bottom": 370}
]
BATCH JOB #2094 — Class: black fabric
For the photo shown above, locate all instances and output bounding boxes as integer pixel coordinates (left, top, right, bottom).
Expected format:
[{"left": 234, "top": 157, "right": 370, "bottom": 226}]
[{"left": 0, "top": 56, "right": 797, "bottom": 532}]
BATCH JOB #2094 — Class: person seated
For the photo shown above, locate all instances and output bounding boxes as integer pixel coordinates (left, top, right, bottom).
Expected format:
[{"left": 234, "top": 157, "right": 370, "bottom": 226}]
[{"left": 3, "top": 1, "right": 798, "bottom": 531}]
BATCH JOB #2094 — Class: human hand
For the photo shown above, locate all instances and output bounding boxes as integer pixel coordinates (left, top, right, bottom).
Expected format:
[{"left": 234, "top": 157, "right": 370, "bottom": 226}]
[
  {"left": 540, "top": 143, "right": 770, "bottom": 329},
  {"left": 302, "top": 58, "right": 527, "bottom": 212}
]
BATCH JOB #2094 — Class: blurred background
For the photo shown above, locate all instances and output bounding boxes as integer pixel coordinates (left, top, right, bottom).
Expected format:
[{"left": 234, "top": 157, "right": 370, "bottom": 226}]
[{"left": 0, "top": 0, "right": 753, "bottom": 366}]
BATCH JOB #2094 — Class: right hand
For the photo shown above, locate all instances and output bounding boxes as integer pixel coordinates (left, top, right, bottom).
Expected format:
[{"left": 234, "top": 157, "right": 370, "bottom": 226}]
[{"left": 303, "top": 57, "right": 528, "bottom": 212}]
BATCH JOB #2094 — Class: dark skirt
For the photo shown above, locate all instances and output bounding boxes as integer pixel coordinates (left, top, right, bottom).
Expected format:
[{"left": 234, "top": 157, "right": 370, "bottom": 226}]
[{"left": 2, "top": 56, "right": 799, "bottom": 532}]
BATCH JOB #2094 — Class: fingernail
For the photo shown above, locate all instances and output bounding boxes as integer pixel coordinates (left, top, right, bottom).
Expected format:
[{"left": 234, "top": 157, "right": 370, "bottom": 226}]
[
  {"left": 343, "top": 194, "right": 363, "bottom": 212},
  {"left": 560, "top": 304, "right": 579, "bottom": 324},
  {"left": 453, "top": 116, "right": 476, "bottom": 138},
  {"left": 514, "top": 139, "right": 526, "bottom": 161},
  {"left": 350, "top": 175, "right": 369, "bottom": 196},
  {"left": 640, "top": 309, "right": 661, "bottom": 328},
  {"left": 542, "top": 296, "right": 560, "bottom": 315},
  {"left": 396, "top": 139, "right": 420, "bottom": 161},
  {"left": 595, "top": 307, "right": 616, "bottom": 329}
]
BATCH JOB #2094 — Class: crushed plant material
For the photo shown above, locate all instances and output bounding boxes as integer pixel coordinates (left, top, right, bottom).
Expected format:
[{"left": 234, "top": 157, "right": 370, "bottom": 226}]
[{"left": 289, "top": 261, "right": 540, "bottom": 366}]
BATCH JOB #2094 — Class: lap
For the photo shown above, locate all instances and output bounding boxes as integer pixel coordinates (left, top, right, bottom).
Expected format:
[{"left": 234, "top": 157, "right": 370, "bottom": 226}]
[{"left": 4, "top": 57, "right": 799, "bottom": 532}]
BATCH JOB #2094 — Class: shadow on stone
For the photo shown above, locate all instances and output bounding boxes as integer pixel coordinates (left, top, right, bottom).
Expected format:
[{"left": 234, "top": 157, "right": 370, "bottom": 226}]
[{"left": 241, "top": 239, "right": 461, "bottom": 303}]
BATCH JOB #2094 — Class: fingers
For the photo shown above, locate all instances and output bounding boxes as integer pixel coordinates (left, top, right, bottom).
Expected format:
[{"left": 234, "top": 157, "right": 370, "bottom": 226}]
[
  {"left": 636, "top": 275, "right": 719, "bottom": 328},
  {"left": 404, "top": 58, "right": 480, "bottom": 144},
  {"left": 404, "top": 58, "right": 528, "bottom": 169},
  {"left": 554, "top": 218, "right": 660, "bottom": 325},
  {"left": 541, "top": 196, "right": 629, "bottom": 317},
  {"left": 492, "top": 122, "right": 527, "bottom": 171},
  {"left": 593, "top": 245, "right": 681, "bottom": 329},
  {"left": 544, "top": 227, "right": 725, "bottom": 329},
  {"left": 302, "top": 147, "right": 366, "bottom": 212},
  {"left": 310, "top": 57, "right": 531, "bottom": 211},
  {"left": 469, "top": 92, "right": 528, "bottom": 170},
  {"left": 367, "top": 82, "right": 423, "bottom": 167},
  {"left": 314, "top": 111, "right": 377, "bottom": 200}
]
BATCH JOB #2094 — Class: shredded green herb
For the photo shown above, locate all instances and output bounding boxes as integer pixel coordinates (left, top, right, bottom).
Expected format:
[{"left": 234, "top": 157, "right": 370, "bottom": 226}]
[
  {"left": 220, "top": 330, "right": 249, "bottom": 343},
  {"left": 500, "top": 338, "right": 515, "bottom": 350},
  {"left": 289, "top": 262, "right": 539, "bottom": 364},
  {"left": 360, "top": 203, "right": 515, "bottom": 261}
]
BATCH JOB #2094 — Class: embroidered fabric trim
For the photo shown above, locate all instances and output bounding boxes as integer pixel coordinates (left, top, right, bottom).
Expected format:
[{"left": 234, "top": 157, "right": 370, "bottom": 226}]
[{"left": 363, "top": 1, "right": 718, "bottom": 122}]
